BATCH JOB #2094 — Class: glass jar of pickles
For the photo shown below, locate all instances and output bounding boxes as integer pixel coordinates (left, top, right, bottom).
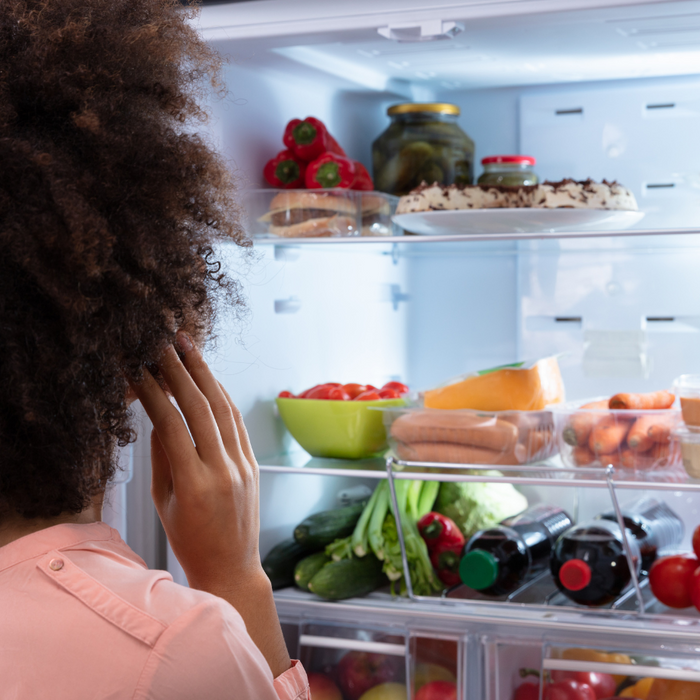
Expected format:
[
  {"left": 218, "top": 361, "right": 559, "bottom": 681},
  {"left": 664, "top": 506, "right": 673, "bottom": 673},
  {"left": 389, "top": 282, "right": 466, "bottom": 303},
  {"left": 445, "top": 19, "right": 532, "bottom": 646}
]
[
  {"left": 372, "top": 103, "right": 475, "bottom": 196},
  {"left": 477, "top": 155, "right": 538, "bottom": 187}
]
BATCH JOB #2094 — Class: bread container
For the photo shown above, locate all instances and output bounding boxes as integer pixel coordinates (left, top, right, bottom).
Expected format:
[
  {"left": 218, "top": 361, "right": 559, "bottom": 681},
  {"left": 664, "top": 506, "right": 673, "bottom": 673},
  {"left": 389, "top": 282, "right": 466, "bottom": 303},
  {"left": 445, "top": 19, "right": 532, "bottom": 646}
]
[
  {"left": 551, "top": 399, "right": 682, "bottom": 472},
  {"left": 242, "top": 188, "right": 400, "bottom": 239},
  {"left": 380, "top": 407, "right": 558, "bottom": 465},
  {"left": 276, "top": 396, "right": 405, "bottom": 460}
]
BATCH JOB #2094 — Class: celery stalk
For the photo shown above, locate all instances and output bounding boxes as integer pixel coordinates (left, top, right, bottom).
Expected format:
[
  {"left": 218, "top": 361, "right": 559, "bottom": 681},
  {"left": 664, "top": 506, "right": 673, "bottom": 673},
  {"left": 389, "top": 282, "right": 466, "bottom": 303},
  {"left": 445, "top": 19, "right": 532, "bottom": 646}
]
[
  {"left": 417, "top": 480, "right": 439, "bottom": 518},
  {"left": 351, "top": 483, "right": 380, "bottom": 558},
  {"left": 368, "top": 481, "right": 389, "bottom": 560},
  {"left": 407, "top": 480, "right": 423, "bottom": 520}
]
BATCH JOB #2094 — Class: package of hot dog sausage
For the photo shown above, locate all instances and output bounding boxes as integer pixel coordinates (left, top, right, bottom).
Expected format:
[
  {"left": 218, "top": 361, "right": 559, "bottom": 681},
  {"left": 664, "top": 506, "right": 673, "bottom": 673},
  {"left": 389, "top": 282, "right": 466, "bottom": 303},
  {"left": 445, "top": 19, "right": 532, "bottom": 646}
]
[{"left": 381, "top": 407, "right": 558, "bottom": 466}]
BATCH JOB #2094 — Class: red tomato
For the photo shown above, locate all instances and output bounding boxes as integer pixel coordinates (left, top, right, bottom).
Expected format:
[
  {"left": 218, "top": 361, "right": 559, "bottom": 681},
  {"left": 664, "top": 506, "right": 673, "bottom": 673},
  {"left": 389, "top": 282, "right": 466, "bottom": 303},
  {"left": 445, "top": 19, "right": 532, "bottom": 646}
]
[
  {"left": 545, "top": 680, "right": 595, "bottom": 700},
  {"left": 277, "top": 390, "right": 294, "bottom": 398},
  {"left": 382, "top": 381, "right": 409, "bottom": 394},
  {"left": 693, "top": 524, "right": 700, "bottom": 560},
  {"left": 342, "top": 383, "right": 367, "bottom": 399},
  {"left": 378, "top": 388, "right": 400, "bottom": 399},
  {"left": 355, "top": 390, "right": 381, "bottom": 401},
  {"left": 551, "top": 671, "right": 616, "bottom": 699},
  {"left": 513, "top": 683, "right": 540, "bottom": 700},
  {"left": 298, "top": 384, "right": 321, "bottom": 398},
  {"left": 649, "top": 554, "right": 699, "bottom": 608},
  {"left": 305, "top": 385, "right": 336, "bottom": 400},
  {"left": 415, "top": 681, "right": 457, "bottom": 700},
  {"left": 691, "top": 567, "right": 700, "bottom": 611},
  {"left": 328, "top": 387, "right": 351, "bottom": 401}
]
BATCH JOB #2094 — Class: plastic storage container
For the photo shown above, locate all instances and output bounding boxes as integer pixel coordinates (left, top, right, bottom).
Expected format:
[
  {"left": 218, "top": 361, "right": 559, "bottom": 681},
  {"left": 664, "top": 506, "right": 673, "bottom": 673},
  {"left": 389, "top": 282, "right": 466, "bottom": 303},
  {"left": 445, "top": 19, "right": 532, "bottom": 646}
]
[
  {"left": 372, "top": 103, "right": 475, "bottom": 196},
  {"left": 243, "top": 189, "right": 400, "bottom": 238},
  {"left": 674, "top": 374, "right": 700, "bottom": 428},
  {"left": 551, "top": 519, "right": 642, "bottom": 606},
  {"left": 477, "top": 155, "right": 539, "bottom": 187},
  {"left": 382, "top": 407, "right": 558, "bottom": 465},
  {"left": 276, "top": 396, "right": 406, "bottom": 460},
  {"left": 551, "top": 398, "right": 683, "bottom": 472},
  {"left": 676, "top": 427, "right": 700, "bottom": 478}
]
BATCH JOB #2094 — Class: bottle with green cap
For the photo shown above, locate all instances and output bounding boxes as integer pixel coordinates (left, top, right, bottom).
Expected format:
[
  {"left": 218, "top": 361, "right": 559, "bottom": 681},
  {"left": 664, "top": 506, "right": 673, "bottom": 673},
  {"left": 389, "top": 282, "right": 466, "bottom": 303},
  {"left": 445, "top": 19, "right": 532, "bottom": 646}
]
[{"left": 459, "top": 504, "right": 573, "bottom": 596}]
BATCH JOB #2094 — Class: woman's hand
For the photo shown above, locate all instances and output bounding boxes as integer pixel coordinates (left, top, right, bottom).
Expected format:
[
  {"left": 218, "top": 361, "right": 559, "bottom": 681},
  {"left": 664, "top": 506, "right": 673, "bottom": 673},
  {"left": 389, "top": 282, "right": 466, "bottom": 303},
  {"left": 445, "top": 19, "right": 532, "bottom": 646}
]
[
  {"left": 132, "top": 332, "right": 261, "bottom": 590},
  {"left": 130, "top": 332, "right": 291, "bottom": 677}
]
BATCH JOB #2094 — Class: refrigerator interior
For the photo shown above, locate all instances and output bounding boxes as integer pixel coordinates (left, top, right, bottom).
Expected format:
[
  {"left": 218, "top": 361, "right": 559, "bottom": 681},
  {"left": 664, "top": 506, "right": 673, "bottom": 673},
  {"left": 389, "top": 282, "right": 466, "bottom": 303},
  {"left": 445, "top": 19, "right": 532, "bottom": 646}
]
[{"left": 141, "top": 1, "right": 700, "bottom": 697}]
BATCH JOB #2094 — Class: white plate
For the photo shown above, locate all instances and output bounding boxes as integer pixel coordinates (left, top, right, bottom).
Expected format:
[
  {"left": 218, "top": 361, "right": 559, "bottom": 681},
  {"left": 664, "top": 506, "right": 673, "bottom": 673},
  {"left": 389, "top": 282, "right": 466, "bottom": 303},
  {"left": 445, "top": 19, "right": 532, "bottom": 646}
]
[{"left": 392, "top": 208, "right": 645, "bottom": 236}]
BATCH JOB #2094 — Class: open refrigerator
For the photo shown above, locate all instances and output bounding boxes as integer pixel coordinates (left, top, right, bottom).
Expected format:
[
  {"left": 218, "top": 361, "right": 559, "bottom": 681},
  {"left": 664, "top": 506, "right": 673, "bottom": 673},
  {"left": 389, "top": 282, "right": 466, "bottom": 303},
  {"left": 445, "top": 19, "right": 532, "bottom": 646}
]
[{"left": 108, "top": 1, "right": 700, "bottom": 698}]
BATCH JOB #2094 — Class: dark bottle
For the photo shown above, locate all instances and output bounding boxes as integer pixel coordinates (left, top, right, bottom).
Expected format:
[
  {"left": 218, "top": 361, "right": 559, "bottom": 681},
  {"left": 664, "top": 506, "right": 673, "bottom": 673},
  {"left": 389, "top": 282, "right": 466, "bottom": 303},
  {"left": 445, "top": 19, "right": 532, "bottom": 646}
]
[
  {"left": 459, "top": 504, "right": 573, "bottom": 596},
  {"left": 597, "top": 496, "right": 684, "bottom": 572},
  {"left": 551, "top": 520, "right": 641, "bottom": 606}
]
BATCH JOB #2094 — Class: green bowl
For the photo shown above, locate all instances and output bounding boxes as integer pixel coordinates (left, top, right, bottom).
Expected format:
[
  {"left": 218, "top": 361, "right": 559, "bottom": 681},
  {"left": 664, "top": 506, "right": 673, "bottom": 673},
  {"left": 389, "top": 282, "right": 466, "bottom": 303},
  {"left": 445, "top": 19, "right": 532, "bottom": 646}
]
[{"left": 276, "top": 397, "right": 406, "bottom": 460}]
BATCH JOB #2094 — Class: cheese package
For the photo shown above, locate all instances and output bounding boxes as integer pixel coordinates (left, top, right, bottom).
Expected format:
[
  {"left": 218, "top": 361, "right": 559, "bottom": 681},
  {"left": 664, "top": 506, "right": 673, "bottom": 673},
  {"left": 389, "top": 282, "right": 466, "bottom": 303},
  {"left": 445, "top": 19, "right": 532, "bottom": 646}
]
[{"left": 423, "top": 357, "right": 565, "bottom": 411}]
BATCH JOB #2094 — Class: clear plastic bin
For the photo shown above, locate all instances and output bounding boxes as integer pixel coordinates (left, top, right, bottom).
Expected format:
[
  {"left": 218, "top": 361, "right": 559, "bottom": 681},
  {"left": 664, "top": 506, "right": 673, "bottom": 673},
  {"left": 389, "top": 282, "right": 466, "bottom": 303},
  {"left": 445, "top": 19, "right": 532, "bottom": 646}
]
[
  {"left": 242, "top": 188, "right": 400, "bottom": 239},
  {"left": 381, "top": 407, "right": 558, "bottom": 465},
  {"left": 551, "top": 398, "right": 682, "bottom": 472},
  {"left": 676, "top": 427, "right": 700, "bottom": 478}
]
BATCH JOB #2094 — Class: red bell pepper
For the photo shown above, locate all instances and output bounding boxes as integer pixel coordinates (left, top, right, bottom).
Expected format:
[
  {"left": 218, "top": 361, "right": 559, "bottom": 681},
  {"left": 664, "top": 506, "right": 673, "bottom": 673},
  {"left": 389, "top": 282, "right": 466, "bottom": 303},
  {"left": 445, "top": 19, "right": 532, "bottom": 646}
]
[
  {"left": 429, "top": 540, "right": 463, "bottom": 587},
  {"left": 305, "top": 153, "right": 356, "bottom": 189},
  {"left": 283, "top": 117, "right": 346, "bottom": 162},
  {"left": 263, "top": 149, "right": 306, "bottom": 188},
  {"left": 352, "top": 161, "right": 374, "bottom": 191},
  {"left": 418, "top": 513, "right": 465, "bottom": 549}
]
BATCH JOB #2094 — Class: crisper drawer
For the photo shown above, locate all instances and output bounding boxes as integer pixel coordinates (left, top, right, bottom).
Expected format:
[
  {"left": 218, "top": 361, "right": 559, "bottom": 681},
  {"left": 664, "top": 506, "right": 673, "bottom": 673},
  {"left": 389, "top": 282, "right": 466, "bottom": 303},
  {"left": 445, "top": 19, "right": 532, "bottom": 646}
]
[
  {"left": 487, "top": 636, "right": 700, "bottom": 700},
  {"left": 297, "top": 622, "right": 463, "bottom": 700}
]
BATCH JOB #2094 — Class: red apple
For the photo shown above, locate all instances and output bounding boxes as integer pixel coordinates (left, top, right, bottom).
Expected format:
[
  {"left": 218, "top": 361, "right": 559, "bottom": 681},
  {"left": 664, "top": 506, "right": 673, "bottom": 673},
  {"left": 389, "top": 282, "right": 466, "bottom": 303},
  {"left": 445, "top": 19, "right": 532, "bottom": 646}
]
[
  {"left": 308, "top": 672, "right": 342, "bottom": 700},
  {"left": 336, "top": 652, "right": 401, "bottom": 700}
]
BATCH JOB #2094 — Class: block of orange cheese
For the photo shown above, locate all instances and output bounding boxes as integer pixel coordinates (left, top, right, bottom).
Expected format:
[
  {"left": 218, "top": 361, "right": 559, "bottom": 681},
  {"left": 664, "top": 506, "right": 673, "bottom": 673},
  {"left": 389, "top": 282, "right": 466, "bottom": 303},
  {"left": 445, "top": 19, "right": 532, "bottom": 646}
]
[{"left": 423, "top": 357, "right": 565, "bottom": 411}]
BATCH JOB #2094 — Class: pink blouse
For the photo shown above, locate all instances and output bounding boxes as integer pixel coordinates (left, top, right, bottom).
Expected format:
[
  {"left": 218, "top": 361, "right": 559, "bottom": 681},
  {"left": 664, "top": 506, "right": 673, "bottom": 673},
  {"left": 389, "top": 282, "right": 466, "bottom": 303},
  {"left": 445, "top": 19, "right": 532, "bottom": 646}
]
[{"left": 0, "top": 521, "right": 309, "bottom": 700}]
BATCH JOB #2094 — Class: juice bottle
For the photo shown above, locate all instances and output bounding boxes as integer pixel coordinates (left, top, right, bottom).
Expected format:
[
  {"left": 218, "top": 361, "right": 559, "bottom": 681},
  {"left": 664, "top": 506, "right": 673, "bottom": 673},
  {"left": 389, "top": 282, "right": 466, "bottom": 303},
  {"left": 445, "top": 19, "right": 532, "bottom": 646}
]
[
  {"left": 551, "top": 520, "right": 641, "bottom": 606},
  {"left": 597, "top": 496, "right": 684, "bottom": 571},
  {"left": 459, "top": 504, "right": 573, "bottom": 596}
]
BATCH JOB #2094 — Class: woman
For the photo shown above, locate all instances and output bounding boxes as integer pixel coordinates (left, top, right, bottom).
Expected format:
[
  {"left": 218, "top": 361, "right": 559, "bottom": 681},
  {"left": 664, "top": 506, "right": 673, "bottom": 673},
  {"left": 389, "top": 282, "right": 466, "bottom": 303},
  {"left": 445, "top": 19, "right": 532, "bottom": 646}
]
[{"left": 0, "top": 1, "right": 308, "bottom": 698}]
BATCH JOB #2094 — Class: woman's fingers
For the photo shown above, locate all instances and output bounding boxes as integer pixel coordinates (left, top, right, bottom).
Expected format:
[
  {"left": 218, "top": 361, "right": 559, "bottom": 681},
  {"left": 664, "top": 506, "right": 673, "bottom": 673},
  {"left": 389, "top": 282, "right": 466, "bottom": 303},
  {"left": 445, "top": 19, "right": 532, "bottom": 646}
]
[
  {"left": 157, "top": 343, "right": 227, "bottom": 463},
  {"left": 129, "top": 370, "right": 199, "bottom": 485},
  {"left": 218, "top": 381, "right": 257, "bottom": 469},
  {"left": 176, "top": 332, "right": 243, "bottom": 459},
  {"left": 150, "top": 428, "right": 173, "bottom": 505}
]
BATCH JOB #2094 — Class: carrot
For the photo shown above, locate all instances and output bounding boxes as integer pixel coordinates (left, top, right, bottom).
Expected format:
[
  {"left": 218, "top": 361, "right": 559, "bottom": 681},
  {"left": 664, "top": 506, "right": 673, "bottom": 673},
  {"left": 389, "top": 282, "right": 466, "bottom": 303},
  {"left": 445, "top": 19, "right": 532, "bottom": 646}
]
[
  {"left": 589, "top": 415, "right": 630, "bottom": 455},
  {"left": 572, "top": 446, "right": 595, "bottom": 466},
  {"left": 609, "top": 390, "right": 675, "bottom": 410},
  {"left": 621, "top": 444, "right": 675, "bottom": 471},
  {"left": 647, "top": 414, "right": 677, "bottom": 444},
  {"left": 563, "top": 400, "right": 609, "bottom": 446},
  {"left": 626, "top": 416, "right": 658, "bottom": 452}
]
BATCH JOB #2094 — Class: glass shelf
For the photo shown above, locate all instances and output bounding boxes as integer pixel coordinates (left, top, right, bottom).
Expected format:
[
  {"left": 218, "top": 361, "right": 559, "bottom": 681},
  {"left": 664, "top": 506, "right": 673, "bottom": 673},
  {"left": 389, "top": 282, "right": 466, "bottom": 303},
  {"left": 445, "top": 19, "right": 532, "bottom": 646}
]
[{"left": 259, "top": 453, "right": 700, "bottom": 492}]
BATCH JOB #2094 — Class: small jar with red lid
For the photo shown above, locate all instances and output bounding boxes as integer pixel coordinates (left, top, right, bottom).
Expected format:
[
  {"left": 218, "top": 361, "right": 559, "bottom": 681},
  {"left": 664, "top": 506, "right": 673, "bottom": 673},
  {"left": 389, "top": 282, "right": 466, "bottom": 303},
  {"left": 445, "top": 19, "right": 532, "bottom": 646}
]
[{"left": 477, "top": 155, "right": 538, "bottom": 187}]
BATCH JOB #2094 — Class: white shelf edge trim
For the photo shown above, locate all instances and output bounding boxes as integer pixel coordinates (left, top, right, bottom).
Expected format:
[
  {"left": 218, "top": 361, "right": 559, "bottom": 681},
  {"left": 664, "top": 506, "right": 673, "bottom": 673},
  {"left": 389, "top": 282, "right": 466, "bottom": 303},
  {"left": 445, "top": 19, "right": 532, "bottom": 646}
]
[
  {"left": 544, "top": 658, "right": 700, "bottom": 683},
  {"left": 299, "top": 635, "right": 406, "bottom": 657}
]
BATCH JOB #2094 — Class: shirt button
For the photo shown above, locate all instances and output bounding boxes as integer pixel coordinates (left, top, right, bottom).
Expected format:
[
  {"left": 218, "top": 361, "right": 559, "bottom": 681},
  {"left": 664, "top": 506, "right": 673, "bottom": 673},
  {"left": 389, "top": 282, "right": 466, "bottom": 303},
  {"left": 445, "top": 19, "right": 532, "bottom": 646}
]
[{"left": 49, "top": 558, "right": 64, "bottom": 571}]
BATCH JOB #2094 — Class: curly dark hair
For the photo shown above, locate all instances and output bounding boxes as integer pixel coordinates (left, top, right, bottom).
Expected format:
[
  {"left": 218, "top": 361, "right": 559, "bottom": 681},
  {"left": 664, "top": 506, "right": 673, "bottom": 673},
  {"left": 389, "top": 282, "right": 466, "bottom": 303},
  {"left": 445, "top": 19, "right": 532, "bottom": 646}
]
[{"left": 0, "top": 0, "right": 247, "bottom": 521}]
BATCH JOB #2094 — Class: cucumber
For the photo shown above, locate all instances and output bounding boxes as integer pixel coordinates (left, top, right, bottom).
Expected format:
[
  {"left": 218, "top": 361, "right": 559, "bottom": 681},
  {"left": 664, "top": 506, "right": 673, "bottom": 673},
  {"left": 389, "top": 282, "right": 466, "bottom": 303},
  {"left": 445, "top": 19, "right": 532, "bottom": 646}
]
[
  {"left": 294, "top": 552, "right": 331, "bottom": 592},
  {"left": 307, "top": 555, "right": 385, "bottom": 601},
  {"left": 262, "top": 538, "right": 310, "bottom": 590},
  {"left": 294, "top": 503, "right": 365, "bottom": 549}
]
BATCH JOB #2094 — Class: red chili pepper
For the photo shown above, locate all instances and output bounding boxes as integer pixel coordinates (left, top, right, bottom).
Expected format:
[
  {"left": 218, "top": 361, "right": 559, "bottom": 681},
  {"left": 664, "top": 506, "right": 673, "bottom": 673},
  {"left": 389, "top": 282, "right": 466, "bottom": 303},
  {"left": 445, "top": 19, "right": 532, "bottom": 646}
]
[
  {"left": 263, "top": 149, "right": 307, "bottom": 189},
  {"left": 418, "top": 513, "right": 465, "bottom": 549},
  {"left": 283, "top": 117, "right": 346, "bottom": 162},
  {"left": 429, "top": 540, "right": 463, "bottom": 587},
  {"left": 305, "top": 153, "right": 356, "bottom": 189},
  {"left": 352, "top": 161, "right": 374, "bottom": 191}
]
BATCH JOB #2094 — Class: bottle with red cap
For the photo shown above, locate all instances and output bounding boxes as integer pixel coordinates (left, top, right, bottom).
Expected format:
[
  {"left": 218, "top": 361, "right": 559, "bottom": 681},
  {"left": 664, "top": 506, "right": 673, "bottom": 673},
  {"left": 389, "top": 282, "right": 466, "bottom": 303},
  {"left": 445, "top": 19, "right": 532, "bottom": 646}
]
[
  {"left": 477, "top": 155, "right": 539, "bottom": 187},
  {"left": 551, "top": 520, "right": 642, "bottom": 606},
  {"left": 459, "top": 504, "right": 573, "bottom": 596}
]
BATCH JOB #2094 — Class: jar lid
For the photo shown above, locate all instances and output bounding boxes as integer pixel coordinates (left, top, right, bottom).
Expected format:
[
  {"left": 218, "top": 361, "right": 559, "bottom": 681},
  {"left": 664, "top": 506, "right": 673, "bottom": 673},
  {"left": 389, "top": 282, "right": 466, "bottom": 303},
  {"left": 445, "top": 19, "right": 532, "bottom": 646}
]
[
  {"left": 387, "top": 103, "right": 460, "bottom": 116},
  {"left": 482, "top": 155, "right": 536, "bottom": 165}
]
